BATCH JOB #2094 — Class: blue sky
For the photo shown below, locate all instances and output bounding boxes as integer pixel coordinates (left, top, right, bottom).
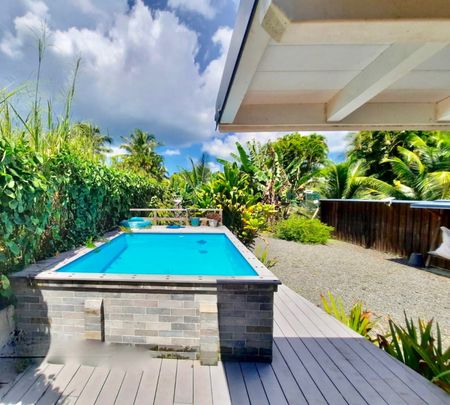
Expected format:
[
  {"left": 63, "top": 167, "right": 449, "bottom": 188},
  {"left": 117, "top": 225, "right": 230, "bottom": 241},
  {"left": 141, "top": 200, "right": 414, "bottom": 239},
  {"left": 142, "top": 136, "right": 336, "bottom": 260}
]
[{"left": 0, "top": 0, "right": 350, "bottom": 173}]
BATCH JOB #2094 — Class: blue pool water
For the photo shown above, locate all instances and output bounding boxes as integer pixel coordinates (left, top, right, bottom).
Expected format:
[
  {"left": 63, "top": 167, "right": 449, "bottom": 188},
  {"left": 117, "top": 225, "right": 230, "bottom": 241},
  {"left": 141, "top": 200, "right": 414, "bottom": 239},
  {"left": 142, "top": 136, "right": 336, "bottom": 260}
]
[{"left": 56, "top": 233, "right": 257, "bottom": 276}]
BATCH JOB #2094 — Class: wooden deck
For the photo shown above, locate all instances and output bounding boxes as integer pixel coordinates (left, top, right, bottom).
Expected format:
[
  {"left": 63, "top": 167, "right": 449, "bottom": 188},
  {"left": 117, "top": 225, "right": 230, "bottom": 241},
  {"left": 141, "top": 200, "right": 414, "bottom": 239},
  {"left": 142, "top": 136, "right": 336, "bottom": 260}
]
[{"left": 1, "top": 286, "right": 448, "bottom": 405}]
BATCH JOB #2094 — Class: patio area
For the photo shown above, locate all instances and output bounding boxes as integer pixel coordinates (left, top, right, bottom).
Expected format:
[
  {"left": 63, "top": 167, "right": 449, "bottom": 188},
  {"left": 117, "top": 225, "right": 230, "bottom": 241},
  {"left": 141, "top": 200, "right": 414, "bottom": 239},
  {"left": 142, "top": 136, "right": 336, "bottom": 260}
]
[{"left": 1, "top": 286, "right": 447, "bottom": 405}]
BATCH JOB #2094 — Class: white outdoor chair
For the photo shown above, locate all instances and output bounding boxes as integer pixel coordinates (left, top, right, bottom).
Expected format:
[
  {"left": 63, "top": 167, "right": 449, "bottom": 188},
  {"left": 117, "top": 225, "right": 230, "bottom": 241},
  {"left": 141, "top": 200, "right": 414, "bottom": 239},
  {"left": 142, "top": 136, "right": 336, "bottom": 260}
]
[{"left": 426, "top": 226, "right": 450, "bottom": 267}]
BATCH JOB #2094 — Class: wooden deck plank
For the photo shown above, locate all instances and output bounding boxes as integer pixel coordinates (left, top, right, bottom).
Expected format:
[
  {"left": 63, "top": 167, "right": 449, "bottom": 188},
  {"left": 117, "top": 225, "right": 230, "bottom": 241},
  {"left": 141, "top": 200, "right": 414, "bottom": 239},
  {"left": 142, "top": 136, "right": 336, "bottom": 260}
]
[
  {"left": 20, "top": 363, "right": 63, "bottom": 404},
  {"left": 281, "top": 286, "right": 449, "bottom": 404},
  {"left": 331, "top": 339, "right": 414, "bottom": 405},
  {"left": 267, "top": 345, "right": 306, "bottom": 405},
  {"left": 154, "top": 359, "right": 177, "bottom": 405},
  {"left": 254, "top": 363, "right": 288, "bottom": 405},
  {"left": 1, "top": 363, "right": 48, "bottom": 404},
  {"left": 239, "top": 363, "right": 269, "bottom": 405},
  {"left": 114, "top": 369, "right": 142, "bottom": 405},
  {"left": 193, "top": 361, "right": 213, "bottom": 405},
  {"left": 174, "top": 360, "right": 193, "bottom": 405},
  {"left": 281, "top": 289, "right": 422, "bottom": 404},
  {"left": 276, "top": 291, "right": 386, "bottom": 404},
  {"left": 275, "top": 295, "right": 368, "bottom": 405},
  {"left": 37, "top": 363, "right": 80, "bottom": 405},
  {"left": 134, "top": 358, "right": 162, "bottom": 405},
  {"left": 275, "top": 313, "right": 359, "bottom": 405},
  {"left": 274, "top": 314, "right": 343, "bottom": 405},
  {"left": 94, "top": 368, "right": 125, "bottom": 405},
  {"left": 354, "top": 338, "right": 450, "bottom": 405},
  {"left": 75, "top": 366, "right": 109, "bottom": 405},
  {"left": 57, "top": 365, "right": 94, "bottom": 404},
  {"left": 223, "top": 362, "right": 249, "bottom": 405},
  {"left": 0, "top": 364, "right": 30, "bottom": 400},
  {"left": 209, "top": 362, "right": 231, "bottom": 405}
]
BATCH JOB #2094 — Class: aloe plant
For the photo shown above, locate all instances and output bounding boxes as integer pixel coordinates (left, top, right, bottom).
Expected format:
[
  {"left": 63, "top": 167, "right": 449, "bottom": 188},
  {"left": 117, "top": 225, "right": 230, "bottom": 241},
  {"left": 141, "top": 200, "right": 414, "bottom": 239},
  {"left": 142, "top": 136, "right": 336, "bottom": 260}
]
[
  {"left": 377, "top": 314, "right": 450, "bottom": 393},
  {"left": 321, "top": 292, "right": 377, "bottom": 340},
  {"left": 254, "top": 245, "right": 277, "bottom": 269}
]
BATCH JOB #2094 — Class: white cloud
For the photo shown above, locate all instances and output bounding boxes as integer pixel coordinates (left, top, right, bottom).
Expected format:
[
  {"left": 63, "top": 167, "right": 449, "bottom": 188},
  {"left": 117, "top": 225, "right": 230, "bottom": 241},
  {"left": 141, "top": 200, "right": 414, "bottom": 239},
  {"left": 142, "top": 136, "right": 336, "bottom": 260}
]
[
  {"left": 163, "top": 148, "right": 181, "bottom": 156},
  {"left": 0, "top": 0, "right": 232, "bottom": 147},
  {"left": 207, "top": 161, "right": 221, "bottom": 172},
  {"left": 202, "top": 131, "right": 353, "bottom": 161},
  {"left": 168, "top": 0, "right": 216, "bottom": 19},
  {"left": 202, "top": 132, "right": 285, "bottom": 160}
]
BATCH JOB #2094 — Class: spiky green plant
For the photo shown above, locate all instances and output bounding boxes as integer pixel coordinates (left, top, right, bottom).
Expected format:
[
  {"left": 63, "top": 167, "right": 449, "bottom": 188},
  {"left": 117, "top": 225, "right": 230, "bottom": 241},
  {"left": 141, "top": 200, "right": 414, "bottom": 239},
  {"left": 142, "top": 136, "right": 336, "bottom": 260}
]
[
  {"left": 321, "top": 292, "right": 377, "bottom": 340},
  {"left": 254, "top": 239, "right": 278, "bottom": 268},
  {"left": 377, "top": 315, "right": 450, "bottom": 393}
]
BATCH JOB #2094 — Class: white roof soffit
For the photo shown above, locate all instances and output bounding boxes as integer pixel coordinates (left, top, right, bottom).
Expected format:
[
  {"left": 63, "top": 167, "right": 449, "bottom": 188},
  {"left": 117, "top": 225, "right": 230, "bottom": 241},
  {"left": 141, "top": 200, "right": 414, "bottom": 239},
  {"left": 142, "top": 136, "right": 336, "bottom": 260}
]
[{"left": 216, "top": 0, "right": 450, "bottom": 132}]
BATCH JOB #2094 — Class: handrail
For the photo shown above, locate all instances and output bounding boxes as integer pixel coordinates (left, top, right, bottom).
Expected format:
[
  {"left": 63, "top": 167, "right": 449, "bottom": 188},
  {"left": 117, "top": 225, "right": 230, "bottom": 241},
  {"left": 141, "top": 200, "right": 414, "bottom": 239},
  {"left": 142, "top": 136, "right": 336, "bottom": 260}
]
[{"left": 129, "top": 208, "right": 223, "bottom": 224}]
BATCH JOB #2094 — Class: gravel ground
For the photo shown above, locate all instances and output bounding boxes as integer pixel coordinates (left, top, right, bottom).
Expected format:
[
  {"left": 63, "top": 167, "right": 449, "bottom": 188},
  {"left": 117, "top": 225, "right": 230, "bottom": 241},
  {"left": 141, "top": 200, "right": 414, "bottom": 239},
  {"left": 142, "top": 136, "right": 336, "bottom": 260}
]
[{"left": 255, "top": 237, "right": 450, "bottom": 344}]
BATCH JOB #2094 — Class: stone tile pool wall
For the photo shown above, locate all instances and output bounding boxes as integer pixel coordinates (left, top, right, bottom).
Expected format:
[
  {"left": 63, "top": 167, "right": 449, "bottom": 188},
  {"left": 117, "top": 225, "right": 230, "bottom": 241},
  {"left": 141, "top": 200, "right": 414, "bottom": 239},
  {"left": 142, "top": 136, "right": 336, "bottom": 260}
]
[{"left": 11, "top": 278, "right": 277, "bottom": 364}]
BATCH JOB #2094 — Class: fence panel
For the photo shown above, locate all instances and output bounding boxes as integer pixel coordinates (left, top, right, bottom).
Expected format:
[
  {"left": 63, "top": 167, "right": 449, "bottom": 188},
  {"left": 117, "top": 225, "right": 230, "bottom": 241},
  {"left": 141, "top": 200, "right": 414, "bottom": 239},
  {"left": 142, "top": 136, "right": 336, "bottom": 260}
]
[{"left": 320, "top": 200, "right": 450, "bottom": 269}]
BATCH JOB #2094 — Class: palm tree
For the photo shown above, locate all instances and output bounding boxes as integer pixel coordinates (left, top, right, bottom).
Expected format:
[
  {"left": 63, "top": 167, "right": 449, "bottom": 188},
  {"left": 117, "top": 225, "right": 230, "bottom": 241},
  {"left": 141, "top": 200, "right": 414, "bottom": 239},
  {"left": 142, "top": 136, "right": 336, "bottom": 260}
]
[
  {"left": 72, "top": 122, "right": 112, "bottom": 156},
  {"left": 180, "top": 153, "right": 211, "bottom": 192},
  {"left": 119, "top": 129, "right": 166, "bottom": 180},
  {"left": 320, "top": 160, "right": 394, "bottom": 199},
  {"left": 347, "top": 130, "right": 435, "bottom": 182},
  {"left": 383, "top": 133, "right": 450, "bottom": 200}
]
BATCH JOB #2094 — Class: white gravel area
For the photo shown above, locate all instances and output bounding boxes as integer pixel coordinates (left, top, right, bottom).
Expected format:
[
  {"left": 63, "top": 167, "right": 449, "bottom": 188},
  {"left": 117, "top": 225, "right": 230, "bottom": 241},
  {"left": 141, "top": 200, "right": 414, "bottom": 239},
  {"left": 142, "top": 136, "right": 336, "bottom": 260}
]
[{"left": 255, "top": 237, "right": 450, "bottom": 343}]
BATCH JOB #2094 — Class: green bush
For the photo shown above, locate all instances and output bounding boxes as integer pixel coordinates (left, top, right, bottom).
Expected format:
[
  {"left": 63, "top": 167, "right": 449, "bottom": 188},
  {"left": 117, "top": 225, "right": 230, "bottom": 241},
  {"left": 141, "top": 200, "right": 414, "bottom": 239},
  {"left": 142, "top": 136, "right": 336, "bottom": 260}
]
[
  {"left": 0, "top": 137, "right": 166, "bottom": 275},
  {"left": 275, "top": 216, "right": 333, "bottom": 244}
]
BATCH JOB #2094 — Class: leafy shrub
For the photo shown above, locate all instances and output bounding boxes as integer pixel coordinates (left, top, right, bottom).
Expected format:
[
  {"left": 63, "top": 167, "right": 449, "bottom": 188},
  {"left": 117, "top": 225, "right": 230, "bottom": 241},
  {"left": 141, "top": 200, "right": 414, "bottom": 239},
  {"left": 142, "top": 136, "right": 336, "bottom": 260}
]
[
  {"left": 0, "top": 139, "right": 166, "bottom": 276},
  {"left": 321, "top": 292, "right": 377, "bottom": 340},
  {"left": 196, "top": 162, "right": 275, "bottom": 246},
  {"left": 275, "top": 216, "right": 333, "bottom": 244},
  {"left": 377, "top": 315, "right": 450, "bottom": 393}
]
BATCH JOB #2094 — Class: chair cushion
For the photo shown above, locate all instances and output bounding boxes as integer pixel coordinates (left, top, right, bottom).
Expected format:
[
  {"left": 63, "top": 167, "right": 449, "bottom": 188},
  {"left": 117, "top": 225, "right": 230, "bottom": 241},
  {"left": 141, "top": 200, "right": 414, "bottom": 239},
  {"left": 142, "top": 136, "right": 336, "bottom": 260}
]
[{"left": 432, "top": 226, "right": 450, "bottom": 260}]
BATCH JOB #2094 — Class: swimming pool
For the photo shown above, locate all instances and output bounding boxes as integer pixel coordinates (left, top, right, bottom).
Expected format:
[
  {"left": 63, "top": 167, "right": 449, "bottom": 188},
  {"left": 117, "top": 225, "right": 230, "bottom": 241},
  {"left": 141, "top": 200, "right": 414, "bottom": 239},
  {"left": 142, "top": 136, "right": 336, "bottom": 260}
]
[
  {"left": 56, "top": 233, "right": 257, "bottom": 276},
  {"left": 11, "top": 227, "right": 280, "bottom": 364}
]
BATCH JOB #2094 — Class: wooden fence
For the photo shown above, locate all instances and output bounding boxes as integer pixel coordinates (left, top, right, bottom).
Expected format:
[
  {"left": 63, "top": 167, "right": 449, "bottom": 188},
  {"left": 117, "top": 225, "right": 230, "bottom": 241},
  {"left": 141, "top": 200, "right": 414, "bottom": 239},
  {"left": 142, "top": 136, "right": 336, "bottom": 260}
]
[{"left": 320, "top": 199, "right": 450, "bottom": 269}]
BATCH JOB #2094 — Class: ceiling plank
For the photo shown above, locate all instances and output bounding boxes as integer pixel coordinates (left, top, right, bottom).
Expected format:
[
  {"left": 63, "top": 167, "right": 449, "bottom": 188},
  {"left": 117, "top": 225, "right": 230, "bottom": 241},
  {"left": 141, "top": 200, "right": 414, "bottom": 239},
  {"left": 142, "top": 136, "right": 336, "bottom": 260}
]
[
  {"left": 436, "top": 97, "right": 450, "bottom": 121},
  {"left": 326, "top": 43, "right": 447, "bottom": 122}
]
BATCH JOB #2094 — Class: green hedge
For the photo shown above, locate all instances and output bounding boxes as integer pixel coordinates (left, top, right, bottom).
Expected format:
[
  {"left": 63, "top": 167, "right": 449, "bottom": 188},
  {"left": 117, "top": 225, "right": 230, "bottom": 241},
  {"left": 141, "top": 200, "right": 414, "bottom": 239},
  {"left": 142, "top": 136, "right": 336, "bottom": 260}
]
[
  {"left": 275, "top": 216, "right": 333, "bottom": 244},
  {"left": 0, "top": 137, "right": 165, "bottom": 274}
]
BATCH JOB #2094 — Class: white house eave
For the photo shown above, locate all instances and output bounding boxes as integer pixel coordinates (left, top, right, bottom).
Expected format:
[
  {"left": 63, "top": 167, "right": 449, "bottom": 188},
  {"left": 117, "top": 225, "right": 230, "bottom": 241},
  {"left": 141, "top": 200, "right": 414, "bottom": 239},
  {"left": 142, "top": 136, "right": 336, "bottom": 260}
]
[{"left": 216, "top": 0, "right": 450, "bottom": 132}]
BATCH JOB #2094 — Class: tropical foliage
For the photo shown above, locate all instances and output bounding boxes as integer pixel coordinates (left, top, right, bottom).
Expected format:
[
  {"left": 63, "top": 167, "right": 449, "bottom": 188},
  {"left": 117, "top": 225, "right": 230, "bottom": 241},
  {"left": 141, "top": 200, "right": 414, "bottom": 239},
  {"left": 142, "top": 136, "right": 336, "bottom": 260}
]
[
  {"left": 321, "top": 292, "right": 377, "bottom": 340},
  {"left": 275, "top": 217, "right": 333, "bottom": 244},
  {"left": 377, "top": 315, "right": 450, "bottom": 393},
  {"left": 383, "top": 133, "right": 450, "bottom": 200},
  {"left": 195, "top": 161, "right": 275, "bottom": 245},
  {"left": 319, "top": 160, "right": 393, "bottom": 199},
  {"left": 0, "top": 51, "right": 168, "bottom": 296},
  {"left": 0, "top": 129, "right": 166, "bottom": 276},
  {"left": 114, "top": 129, "right": 166, "bottom": 180}
]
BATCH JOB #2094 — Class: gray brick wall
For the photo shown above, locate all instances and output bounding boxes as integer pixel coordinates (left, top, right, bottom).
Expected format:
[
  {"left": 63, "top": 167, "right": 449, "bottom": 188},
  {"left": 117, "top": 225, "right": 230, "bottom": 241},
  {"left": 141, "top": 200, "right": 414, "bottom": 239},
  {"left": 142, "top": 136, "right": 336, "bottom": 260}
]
[
  {"left": 217, "top": 283, "right": 276, "bottom": 362},
  {"left": 11, "top": 278, "right": 276, "bottom": 362}
]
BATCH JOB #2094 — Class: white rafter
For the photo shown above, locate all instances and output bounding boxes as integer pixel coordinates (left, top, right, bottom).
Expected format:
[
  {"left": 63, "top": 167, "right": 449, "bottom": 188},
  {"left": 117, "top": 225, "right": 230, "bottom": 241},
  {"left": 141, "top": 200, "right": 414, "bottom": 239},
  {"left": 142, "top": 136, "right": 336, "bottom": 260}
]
[
  {"left": 437, "top": 97, "right": 450, "bottom": 121},
  {"left": 326, "top": 42, "right": 447, "bottom": 122}
]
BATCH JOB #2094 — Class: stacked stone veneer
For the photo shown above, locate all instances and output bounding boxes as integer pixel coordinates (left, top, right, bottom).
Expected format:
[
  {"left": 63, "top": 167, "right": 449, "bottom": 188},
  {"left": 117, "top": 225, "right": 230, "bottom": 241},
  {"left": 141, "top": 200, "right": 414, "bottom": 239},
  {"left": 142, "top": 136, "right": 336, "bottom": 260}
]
[
  {"left": 218, "top": 283, "right": 275, "bottom": 362},
  {"left": 11, "top": 278, "right": 277, "bottom": 363}
]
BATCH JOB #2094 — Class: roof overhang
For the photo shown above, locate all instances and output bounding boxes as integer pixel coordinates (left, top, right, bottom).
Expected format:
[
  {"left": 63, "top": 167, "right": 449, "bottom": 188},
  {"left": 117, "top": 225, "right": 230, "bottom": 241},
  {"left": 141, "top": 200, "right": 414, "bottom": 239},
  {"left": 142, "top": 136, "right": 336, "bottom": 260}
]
[{"left": 215, "top": 0, "right": 450, "bottom": 132}]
